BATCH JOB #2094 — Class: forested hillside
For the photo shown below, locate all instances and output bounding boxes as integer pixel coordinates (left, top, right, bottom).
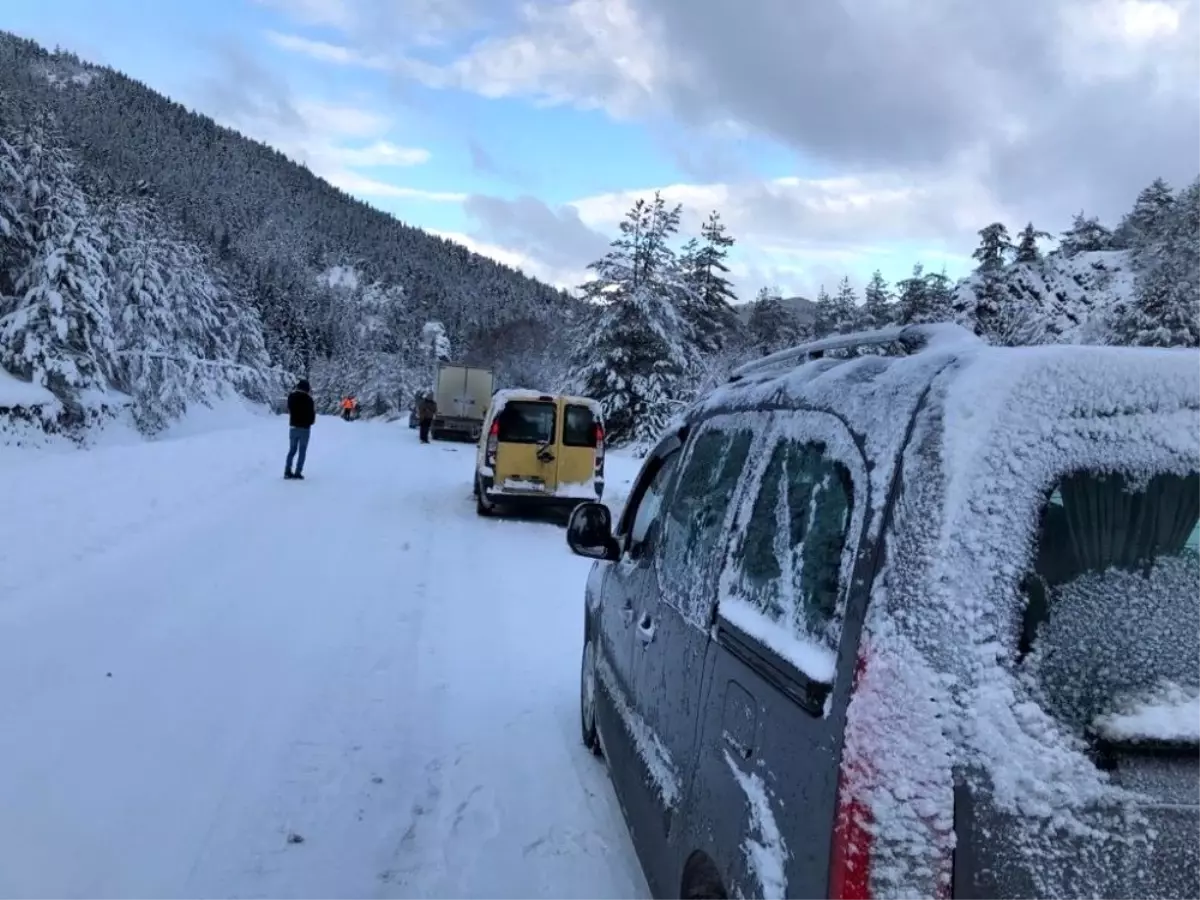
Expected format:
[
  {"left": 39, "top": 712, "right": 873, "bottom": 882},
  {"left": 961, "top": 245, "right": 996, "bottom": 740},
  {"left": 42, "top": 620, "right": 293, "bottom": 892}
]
[{"left": 0, "top": 32, "right": 579, "bottom": 437}]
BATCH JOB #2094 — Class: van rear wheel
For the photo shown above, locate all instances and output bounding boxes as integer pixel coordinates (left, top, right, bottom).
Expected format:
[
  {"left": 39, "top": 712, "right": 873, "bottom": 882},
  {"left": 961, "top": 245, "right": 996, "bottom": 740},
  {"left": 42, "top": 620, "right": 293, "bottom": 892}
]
[{"left": 475, "top": 477, "right": 494, "bottom": 517}]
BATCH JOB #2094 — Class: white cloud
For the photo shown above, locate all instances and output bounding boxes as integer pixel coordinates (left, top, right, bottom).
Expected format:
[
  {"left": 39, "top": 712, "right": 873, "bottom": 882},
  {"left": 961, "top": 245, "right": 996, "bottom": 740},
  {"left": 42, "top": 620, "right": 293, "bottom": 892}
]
[
  {"left": 458, "top": 169, "right": 990, "bottom": 300},
  {"left": 333, "top": 172, "right": 464, "bottom": 201},
  {"left": 265, "top": 0, "right": 668, "bottom": 117},
  {"left": 567, "top": 167, "right": 1008, "bottom": 258},
  {"left": 196, "top": 53, "right": 457, "bottom": 206},
  {"left": 254, "top": 0, "right": 356, "bottom": 30},
  {"left": 265, "top": 30, "right": 390, "bottom": 68},
  {"left": 333, "top": 140, "right": 431, "bottom": 167},
  {"left": 431, "top": 230, "right": 588, "bottom": 286}
]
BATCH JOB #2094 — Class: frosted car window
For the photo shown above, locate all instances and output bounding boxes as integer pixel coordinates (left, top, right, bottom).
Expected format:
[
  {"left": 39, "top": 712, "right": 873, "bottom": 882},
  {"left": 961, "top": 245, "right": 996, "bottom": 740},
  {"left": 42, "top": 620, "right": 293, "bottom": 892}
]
[
  {"left": 726, "top": 439, "right": 854, "bottom": 652},
  {"left": 629, "top": 453, "right": 680, "bottom": 548},
  {"left": 660, "top": 427, "right": 754, "bottom": 626}
]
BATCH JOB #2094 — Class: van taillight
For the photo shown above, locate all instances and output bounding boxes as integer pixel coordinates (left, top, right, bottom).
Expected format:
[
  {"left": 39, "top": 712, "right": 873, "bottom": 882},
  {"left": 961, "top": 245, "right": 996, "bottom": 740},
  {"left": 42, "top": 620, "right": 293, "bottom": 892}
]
[
  {"left": 829, "top": 766, "right": 873, "bottom": 898},
  {"left": 830, "top": 650, "right": 873, "bottom": 900},
  {"left": 486, "top": 420, "right": 499, "bottom": 466},
  {"left": 594, "top": 423, "right": 605, "bottom": 472},
  {"left": 828, "top": 648, "right": 953, "bottom": 900}
]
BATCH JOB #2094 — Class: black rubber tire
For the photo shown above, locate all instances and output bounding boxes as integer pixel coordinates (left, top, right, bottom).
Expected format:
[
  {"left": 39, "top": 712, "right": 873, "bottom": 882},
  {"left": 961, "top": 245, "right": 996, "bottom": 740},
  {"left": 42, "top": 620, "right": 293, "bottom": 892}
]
[
  {"left": 476, "top": 481, "right": 494, "bottom": 517},
  {"left": 580, "top": 639, "right": 601, "bottom": 755}
]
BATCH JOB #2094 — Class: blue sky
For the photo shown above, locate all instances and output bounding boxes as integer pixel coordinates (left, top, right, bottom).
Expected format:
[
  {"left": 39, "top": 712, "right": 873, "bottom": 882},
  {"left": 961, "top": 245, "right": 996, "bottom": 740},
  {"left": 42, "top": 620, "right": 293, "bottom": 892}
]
[{"left": 4, "top": 0, "right": 1197, "bottom": 301}]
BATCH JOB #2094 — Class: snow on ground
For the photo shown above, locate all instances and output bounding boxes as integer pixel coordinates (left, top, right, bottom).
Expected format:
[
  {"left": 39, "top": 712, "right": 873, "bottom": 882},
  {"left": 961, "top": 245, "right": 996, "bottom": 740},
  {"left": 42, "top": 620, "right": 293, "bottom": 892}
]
[{"left": 0, "top": 416, "right": 648, "bottom": 899}]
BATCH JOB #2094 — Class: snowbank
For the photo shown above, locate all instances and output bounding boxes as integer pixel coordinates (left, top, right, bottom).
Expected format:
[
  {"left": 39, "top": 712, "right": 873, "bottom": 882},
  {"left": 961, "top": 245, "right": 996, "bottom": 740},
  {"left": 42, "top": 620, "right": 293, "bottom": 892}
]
[{"left": 0, "top": 367, "right": 56, "bottom": 408}]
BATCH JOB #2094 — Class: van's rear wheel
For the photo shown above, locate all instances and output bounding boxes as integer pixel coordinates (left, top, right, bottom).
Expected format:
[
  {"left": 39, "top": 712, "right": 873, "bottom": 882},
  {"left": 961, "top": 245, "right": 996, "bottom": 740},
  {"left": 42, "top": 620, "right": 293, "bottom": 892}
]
[
  {"left": 475, "top": 477, "right": 494, "bottom": 517},
  {"left": 581, "top": 639, "right": 601, "bottom": 755}
]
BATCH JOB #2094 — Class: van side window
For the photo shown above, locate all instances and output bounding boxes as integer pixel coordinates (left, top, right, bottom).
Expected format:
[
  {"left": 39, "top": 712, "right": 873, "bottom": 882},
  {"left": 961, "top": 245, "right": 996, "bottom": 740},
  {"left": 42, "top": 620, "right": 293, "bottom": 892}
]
[
  {"left": 660, "top": 427, "right": 754, "bottom": 627},
  {"left": 626, "top": 452, "right": 681, "bottom": 553},
  {"left": 726, "top": 439, "right": 854, "bottom": 657}
]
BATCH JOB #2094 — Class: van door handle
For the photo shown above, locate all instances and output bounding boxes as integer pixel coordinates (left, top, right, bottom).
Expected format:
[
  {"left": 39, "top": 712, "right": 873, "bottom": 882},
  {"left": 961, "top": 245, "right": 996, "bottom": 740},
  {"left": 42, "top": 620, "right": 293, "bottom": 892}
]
[
  {"left": 637, "top": 614, "right": 655, "bottom": 644},
  {"left": 621, "top": 600, "right": 634, "bottom": 626}
]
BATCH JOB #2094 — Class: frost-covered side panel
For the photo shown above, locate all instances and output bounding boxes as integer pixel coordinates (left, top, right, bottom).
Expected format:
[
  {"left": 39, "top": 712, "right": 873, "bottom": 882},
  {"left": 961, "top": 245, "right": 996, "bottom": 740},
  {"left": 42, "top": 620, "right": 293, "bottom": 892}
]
[
  {"left": 724, "top": 751, "right": 789, "bottom": 900},
  {"left": 596, "top": 654, "right": 679, "bottom": 807}
]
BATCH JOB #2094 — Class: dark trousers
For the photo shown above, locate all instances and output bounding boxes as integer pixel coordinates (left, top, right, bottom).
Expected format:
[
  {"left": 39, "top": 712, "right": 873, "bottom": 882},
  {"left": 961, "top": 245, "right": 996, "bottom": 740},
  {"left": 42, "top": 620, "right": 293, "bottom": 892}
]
[{"left": 419, "top": 419, "right": 432, "bottom": 442}]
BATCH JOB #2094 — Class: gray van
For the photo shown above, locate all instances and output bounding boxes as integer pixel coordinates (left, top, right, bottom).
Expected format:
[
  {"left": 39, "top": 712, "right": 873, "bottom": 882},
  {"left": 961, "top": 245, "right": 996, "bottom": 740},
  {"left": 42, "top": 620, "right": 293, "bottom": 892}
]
[{"left": 566, "top": 323, "right": 1199, "bottom": 899}]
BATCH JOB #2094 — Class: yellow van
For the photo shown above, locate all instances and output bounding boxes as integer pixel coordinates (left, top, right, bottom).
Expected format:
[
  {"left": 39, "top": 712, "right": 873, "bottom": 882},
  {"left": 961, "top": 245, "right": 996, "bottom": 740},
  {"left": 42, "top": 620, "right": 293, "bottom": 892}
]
[{"left": 473, "top": 389, "right": 605, "bottom": 517}]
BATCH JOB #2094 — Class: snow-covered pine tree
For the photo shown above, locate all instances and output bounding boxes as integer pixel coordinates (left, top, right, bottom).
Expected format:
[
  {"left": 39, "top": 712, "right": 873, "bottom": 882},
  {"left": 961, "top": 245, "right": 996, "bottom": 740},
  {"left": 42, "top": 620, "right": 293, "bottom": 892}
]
[
  {"left": 1014, "top": 222, "right": 1051, "bottom": 264},
  {"left": 894, "top": 264, "right": 929, "bottom": 325},
  {"left": 0, "top": 133, "right": 32, "bottom": 301},
  {"left": 569, "top": 195, "right": 700, "bottom": 447},
  {"left": 923, "top": 267, "right": 954, "bottom": 322},
  {"left": 1113, "top": 177, "right": 1175, "bottom": 250},
  {"left": 895, "top": 263, "right": 954, "bottom": 326},
  {"left": 973, "top": 223, "right": 1014, "bottom": 272},
  {"left": 814, "top": 277, "right": 859, "bottom": 337},
  {"left": 1058, "top": 212, "right": 1112, "bottom": 257},
  {"left": 1114, "top": 176, "right": 1199, "bottom": 348},
  {"left": 811, "top": 285, "right": 834, "bottom": 338},
  {"left": 861, "top": 269, "right": 893, "bottom": 329},
  {"left": 107, "top": 196, "right": 277, "bottom": 432},
  {"left": 678, "top": 210, "right": 741, "bottom": 354},
  {"left": 421, "top": 320, "right": 451, "bottom": 362},
  {"left": 0, "top": 116, "right": 116, "bottom": 411},
  {"left": 746, "top": 285, "right": 801, "bottom": 355}
]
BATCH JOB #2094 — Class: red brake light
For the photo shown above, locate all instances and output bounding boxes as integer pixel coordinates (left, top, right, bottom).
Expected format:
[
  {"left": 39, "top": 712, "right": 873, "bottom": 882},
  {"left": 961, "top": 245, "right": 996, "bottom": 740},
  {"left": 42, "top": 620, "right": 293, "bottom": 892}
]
[
  {"left": 489, "top": 420, "right": 500, "bottom": 437},
  {"left": 830, "top": 650, "right": 873, "bottom": 900},
  {"left": 594, "top": 423, "right": 604, "bottom": 445}
]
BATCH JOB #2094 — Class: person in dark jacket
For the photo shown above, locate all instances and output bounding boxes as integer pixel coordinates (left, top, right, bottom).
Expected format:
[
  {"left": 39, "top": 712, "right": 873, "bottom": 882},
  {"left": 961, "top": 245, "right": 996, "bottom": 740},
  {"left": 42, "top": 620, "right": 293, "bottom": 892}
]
[
  {"left": 417, "top": 392, "right": 437, "bottom": 444},
  {"left": 285, "top": 379, "right": 316, "bottom": 479}
]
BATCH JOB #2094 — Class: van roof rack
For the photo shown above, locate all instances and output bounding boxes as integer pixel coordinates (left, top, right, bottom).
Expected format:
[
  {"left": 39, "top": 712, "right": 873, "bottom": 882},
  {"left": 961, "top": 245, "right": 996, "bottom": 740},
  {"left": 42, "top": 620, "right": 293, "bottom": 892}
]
[{"left": 729, "top": 322, "right": 977, "bottom": 382}]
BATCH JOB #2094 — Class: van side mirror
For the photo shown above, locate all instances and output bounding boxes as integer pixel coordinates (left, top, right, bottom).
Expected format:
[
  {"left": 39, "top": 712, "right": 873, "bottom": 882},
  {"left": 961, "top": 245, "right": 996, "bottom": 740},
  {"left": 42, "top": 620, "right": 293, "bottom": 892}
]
[{"left": 567, "top": 502, "right": 620, "bottom": 561}]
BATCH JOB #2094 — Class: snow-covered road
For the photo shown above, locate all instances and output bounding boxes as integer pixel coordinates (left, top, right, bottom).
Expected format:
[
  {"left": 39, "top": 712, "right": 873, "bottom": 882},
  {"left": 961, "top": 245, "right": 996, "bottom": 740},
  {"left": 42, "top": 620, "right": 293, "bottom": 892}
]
[{"left": 0, "top": 415, "right": 648, "bottom": 899}]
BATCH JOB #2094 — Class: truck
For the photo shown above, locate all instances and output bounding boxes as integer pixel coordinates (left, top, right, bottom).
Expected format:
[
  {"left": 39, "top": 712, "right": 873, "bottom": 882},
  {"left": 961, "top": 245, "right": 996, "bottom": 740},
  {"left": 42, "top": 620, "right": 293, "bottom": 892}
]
[{"left": 431, "top": 362, "right": 494, "bottom": 442}]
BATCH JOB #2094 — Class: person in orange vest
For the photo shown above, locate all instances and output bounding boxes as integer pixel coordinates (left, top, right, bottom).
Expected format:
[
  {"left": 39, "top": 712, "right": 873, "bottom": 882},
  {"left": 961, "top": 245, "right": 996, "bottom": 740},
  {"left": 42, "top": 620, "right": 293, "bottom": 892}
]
[{"left": 341, "top": 396, "right": 357, "bottom": 421}]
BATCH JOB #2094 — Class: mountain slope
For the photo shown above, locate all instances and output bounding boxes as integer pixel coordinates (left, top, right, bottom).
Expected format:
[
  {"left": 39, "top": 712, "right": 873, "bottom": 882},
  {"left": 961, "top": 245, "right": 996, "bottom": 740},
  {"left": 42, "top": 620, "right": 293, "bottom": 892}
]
[{"left": 0, "top": 32, "right": 579, "bottom": 436}]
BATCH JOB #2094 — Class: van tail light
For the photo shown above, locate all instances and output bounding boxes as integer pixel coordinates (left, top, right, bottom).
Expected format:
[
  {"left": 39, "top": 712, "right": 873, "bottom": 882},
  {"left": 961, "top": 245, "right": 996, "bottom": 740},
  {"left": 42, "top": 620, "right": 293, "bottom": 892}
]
[
  {"left": 830, "top": 650, "right": 873, "bottom": 900},
  {"left": 486, "top": 420, "right": 499, "bottom": 467},
  {"left": 594, "top": 423, "right": 605, "bottom": 474},
  {"left": 828, "top": 646, "right": 954, "bottom": 900}
]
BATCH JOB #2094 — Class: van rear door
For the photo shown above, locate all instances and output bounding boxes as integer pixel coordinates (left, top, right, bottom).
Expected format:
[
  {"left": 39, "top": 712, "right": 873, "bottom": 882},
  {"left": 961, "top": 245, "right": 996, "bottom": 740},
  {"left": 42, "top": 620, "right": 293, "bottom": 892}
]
[
  {"left": 492, "top": 397, "right": 559, "bottom": 494},
  {"left": 556, "top": 399, "right": 602, "bottom": 497}
]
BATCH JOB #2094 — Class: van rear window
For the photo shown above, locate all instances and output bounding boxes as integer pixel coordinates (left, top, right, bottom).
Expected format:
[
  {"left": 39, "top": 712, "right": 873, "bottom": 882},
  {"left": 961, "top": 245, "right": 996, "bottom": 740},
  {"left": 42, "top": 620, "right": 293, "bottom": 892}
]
[
  {"left": 1019, "top": 469, "right": 1200, "bottom": 742},
  {"left": 495, "top": 402, "right": 555, "bottom": 444},
  {"left": 563, "top": 405, "right": 596, "bottom": 447}
]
